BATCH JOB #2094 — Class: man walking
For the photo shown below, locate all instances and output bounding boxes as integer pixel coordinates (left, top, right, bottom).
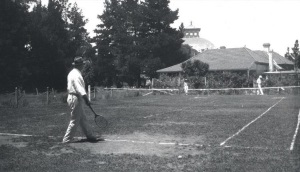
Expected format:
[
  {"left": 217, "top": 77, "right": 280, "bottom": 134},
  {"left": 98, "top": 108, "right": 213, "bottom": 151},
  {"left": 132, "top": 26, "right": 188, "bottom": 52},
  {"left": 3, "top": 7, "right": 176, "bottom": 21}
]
[
  {"left": 62, "top": 56, "right": 97, "bottom": 143},
  {"left": 256, "top": 75, "right": 264, "bottom": 95}
]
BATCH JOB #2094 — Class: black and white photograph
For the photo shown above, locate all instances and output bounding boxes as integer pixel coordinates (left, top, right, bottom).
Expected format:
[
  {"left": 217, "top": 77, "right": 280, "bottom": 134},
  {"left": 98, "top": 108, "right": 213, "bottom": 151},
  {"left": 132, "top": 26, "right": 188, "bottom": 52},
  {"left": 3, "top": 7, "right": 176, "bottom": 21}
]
[{"left": 1, "top": 0, "right": 300, "bottom": 171}]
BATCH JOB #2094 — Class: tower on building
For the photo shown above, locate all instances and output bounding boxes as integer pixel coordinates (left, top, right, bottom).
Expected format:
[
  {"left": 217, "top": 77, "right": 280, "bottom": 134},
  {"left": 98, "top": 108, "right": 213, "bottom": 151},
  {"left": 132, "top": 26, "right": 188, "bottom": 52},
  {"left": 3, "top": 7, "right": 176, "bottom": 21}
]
[{"left": 182, "top": 21, "right": 214, "bottom": 52}]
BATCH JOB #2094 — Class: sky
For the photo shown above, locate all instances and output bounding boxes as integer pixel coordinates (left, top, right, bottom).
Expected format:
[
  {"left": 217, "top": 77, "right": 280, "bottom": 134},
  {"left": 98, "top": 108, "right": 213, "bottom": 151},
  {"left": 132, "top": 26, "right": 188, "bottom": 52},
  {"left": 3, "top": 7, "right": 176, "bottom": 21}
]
[{"left": 40, "top": 0, "right": 300, "bottom": 56}]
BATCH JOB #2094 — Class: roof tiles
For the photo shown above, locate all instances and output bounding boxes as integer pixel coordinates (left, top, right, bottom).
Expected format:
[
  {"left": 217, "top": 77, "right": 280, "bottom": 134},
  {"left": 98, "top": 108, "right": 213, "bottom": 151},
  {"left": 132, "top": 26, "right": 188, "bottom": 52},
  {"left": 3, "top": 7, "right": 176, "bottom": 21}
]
[{"left": 157, "top": 47, "right": 293, "bottom": 73}]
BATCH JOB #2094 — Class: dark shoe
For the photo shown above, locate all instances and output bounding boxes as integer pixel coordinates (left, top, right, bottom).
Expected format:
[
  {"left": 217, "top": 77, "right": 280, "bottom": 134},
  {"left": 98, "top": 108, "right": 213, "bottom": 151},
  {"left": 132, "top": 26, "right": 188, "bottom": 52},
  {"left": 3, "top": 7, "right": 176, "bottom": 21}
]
[
  {"left": 86, "top": 137, "right": 104, "bottom": 143},
  {"left": 96, "top": 137, "right": 105, "bottom": 142},
  {"left": 86, "top": 137, "right": 105, "bottom": 143},
  {"left": 86, "top": 137, "right": 97, "bottom": 142}
]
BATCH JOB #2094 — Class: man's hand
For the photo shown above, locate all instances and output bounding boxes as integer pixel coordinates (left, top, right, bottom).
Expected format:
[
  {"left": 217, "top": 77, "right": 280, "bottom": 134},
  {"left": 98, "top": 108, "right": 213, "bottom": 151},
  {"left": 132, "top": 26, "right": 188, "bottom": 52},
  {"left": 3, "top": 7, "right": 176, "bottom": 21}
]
[{"left": 82, "top": 95, "right": 91, "bottom": 106}]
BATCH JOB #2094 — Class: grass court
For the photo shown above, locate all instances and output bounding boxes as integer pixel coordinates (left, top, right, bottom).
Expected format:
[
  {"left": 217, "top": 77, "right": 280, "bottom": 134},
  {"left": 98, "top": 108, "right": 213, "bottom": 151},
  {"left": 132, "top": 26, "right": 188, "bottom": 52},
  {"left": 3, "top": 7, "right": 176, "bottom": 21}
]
[{"left": 0, "top": 94, "right": 300, "bottom": 171}]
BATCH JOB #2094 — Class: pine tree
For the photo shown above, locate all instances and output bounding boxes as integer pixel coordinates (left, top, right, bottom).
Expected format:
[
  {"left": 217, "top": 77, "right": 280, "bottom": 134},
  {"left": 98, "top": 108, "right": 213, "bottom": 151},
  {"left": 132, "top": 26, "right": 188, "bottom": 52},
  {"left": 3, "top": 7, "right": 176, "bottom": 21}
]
[
  {"left": 27, "top": 0, "right": 70, "bottom": 90},
  {"left": 94, "top": 0, "right": 188, "bottom": 87},
  {"left": 0, "top": 0, "right": 31, "bottom": 91},
  {"left": 292, "top": 40, "right": 299, "bottom": 69}
]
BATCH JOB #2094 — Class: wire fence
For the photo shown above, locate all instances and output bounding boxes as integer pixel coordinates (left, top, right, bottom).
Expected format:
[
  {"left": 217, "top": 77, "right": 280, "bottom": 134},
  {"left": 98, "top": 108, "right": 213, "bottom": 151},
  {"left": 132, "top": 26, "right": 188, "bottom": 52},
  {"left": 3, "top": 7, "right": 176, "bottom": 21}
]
[
  {"left": 90, "top": 85, "right": 300, "bottom": 100},
  {"left": 0, "top": 87, "right": 64, "bottom": 108},
  {"left": 1, "top": 85, "right": 300, "bottom": 108},
  {"left": 188, "top": 86, "right": 300, "bottom": 95}
]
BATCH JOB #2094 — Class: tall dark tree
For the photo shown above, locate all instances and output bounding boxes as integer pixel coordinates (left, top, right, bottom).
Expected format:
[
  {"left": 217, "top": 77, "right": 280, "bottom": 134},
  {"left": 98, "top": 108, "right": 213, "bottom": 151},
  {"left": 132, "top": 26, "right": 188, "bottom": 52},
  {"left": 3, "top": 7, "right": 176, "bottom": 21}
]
[
  {"left": 141, "top": 0, "right": 188, "bottom": 77},
  {"left": 94, "top": 0, "right": 188, "bottom": 87},
  {"left": 27, "top": 0, "right": 91, "bottom": 91},
  {"left": 179, "top": 22, "right": 184, "bottom": 35},
  {"left": 284, "top": 47, "right": 293, "bottom": 62},
  {"left": 65, "top": 2, "right": 95, "bottom": 86},
  {"left": 93, "top": 0, "right": 119, "bottom": 86},
  {"left": 292, "top": 40, "right": 299, "bottom": 69},
  {"left": 0, "top": 0, "right": 32, "bottom": 92},
  {"left": 27, "top": 0, "right": 70, "bottom": 90},
  {"left": 0, "top": 0, "right": 92, "bottom": 92},
  {"left": 66, "top": 2, "right": 90, "bottom": 58}
]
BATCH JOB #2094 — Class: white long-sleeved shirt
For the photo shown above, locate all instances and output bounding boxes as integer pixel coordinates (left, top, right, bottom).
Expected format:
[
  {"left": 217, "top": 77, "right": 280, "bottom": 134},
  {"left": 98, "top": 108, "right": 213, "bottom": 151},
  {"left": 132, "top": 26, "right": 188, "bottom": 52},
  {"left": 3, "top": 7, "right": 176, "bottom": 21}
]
[{"left": 67, "top": 68, "right": 87, "bottom": 96}]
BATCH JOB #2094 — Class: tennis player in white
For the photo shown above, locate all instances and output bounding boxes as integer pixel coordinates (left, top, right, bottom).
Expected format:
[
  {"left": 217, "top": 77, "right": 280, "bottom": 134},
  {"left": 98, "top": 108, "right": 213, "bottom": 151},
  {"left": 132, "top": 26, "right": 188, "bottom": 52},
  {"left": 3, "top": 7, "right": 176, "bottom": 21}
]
[
  {"left": 256, "top": 75, "right": 264, "bottom": 95},
  {"left": 183, "top": 80, "right": 189, "bottom": 95},
  {"left": 62, "top": 56, "right": 97, "bottom": 143}
]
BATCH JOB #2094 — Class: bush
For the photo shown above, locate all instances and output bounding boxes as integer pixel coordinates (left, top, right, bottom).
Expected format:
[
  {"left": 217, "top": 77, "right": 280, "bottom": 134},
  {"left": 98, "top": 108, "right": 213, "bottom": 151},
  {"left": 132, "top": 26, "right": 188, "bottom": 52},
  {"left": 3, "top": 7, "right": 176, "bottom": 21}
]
[
  {"left": 264, "top": 75, "right": 297, "bottom": 87},
  {"left": 206, "top": 71, "right": 252, "bottom": 88},
  {"left": 181, "top": 60, "right": 209, "bottom": 88},
  {"left": 154, "top": 74, "right": 181, "bottom": 88}
]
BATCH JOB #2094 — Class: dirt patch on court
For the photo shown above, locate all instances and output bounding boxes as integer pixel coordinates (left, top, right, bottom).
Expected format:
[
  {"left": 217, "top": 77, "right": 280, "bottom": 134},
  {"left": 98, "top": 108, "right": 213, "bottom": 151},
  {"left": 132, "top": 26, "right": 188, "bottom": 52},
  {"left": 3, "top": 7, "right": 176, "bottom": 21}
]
[
  {"left": 0, "top": 132, "right": 208, "bottom": 157},
  {"left": 69, "top": 132, "right": 207, "bottom": 157}
]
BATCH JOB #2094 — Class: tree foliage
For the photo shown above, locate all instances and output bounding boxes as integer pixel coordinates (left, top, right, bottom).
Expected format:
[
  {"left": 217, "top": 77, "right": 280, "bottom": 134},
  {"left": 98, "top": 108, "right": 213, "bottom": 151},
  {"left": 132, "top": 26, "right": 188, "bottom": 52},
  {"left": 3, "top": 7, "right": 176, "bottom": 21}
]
[
  {"left": 292, "top": 40, "right": 299, "bottom": 68},
  {"left": 0, "top": 0, "right": 31, "bottom": 91},
  {"left": 0, "top": 0, "right": 187, "bottom": 91},
  {"left": 28, "top": 0, "right": 71, "bottom": 90},
  {"left": 93, "top": 0, "right": 188, "bottom": 87},
  {"left": 181, "top": 60, "right": 209, "bottom": 88},
  {"left": 285, "top": 40, "right": 300, "bottom": 69},
  {"left": 181, "top": 60, "right": 209, "bottom": 77},
  {"left": 0, "top": 0, "right": 91, "bottom": 92}
]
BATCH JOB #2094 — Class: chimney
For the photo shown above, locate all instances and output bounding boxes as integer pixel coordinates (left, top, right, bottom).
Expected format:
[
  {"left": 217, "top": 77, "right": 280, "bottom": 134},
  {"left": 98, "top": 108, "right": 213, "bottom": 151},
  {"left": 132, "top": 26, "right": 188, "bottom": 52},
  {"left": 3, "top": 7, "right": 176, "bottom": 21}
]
[{"left": 263, "top": 43, "right": 273, "bottom": 72}]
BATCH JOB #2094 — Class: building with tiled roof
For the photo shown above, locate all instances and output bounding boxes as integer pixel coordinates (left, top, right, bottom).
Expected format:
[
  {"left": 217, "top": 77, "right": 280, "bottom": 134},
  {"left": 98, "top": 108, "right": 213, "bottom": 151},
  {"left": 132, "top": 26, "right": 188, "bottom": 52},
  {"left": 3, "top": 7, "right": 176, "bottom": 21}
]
[
  {"left": 254, "top": 50, "right": 293, "bottom": 70},
  {"left": 183, "top": 22, "right": 214, "bottom": 52},
  {"left": 157, "top": 47, "right": 294, "bottom": 75}
]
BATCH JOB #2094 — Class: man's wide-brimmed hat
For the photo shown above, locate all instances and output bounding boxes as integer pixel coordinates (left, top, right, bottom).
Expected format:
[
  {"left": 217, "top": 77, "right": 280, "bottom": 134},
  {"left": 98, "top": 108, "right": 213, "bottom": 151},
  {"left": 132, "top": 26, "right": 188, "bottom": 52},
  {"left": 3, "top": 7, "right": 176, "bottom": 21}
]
[{"left": 72, "top": 56, "right": 86, "bottom": 66}]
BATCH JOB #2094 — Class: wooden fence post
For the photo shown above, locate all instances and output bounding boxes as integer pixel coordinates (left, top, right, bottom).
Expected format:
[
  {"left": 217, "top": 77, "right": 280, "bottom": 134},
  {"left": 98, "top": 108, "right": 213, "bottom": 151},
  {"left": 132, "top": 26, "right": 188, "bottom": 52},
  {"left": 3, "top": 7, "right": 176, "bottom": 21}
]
[
  {"left": 15, "top": 87, "right": 18, "bottom": 108},
  {"left": 36, "top": 88, "right": 39, "bottom": 95},
  {"left": 46, "top": 87, "right": 49, "bottom": 105}
]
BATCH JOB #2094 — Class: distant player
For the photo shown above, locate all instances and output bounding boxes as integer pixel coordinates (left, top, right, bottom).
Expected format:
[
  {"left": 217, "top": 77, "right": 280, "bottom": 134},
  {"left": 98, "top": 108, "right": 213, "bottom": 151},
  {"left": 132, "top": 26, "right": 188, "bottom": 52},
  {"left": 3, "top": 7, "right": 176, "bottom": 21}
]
[
  {"left": 183, "top": 79, "right": 189, "bottom": 95},
  {"left": 145, "top": 78, "right": 151, "bottom": 89},
  {"left": 256, "top": 75, "right": 264, "bottom": 95}
]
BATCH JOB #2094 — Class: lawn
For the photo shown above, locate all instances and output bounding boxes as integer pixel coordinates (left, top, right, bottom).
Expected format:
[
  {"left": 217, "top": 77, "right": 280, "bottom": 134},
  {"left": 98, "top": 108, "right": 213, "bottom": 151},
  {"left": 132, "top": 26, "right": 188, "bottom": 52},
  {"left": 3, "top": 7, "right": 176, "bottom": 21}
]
[{"left": 0, "top": 94, "right": 299, "bottom": 171}]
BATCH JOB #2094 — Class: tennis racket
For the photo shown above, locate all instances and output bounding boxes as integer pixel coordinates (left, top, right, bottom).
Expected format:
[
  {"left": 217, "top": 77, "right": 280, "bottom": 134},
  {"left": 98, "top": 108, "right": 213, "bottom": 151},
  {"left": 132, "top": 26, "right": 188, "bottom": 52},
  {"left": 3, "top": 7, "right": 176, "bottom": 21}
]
[{"left": 88, "top": 104, "right": 108, "bottom": 131}]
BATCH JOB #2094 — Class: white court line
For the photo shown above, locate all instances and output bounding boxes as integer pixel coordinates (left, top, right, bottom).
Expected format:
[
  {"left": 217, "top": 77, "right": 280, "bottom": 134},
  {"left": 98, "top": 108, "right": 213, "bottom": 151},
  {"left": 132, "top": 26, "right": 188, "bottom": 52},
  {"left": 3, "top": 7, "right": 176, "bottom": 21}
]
[
  {"left": 0, "top": 132, "right": 203, "bottom": 147},
  {"left": 290, "top": 108, "right": 300, "bottom": 151},
  {"left": 0, "top": 133, "right": 33, "bottom": 137},
  {"left": 224, "top": 145, "right": 284, "bottom": 151},
  {"left": 194, "top": 97, "right": 208, "bottom": 99},
  {"left": 220, "top": 97, "right": 285, "bottom": 146}
]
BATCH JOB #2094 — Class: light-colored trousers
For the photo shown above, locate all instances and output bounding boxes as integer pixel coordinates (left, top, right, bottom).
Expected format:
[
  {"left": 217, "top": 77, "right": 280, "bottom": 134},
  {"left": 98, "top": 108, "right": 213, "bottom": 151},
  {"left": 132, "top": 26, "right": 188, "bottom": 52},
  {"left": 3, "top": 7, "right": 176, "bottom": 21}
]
[
  {"left": 184, "top": 86, "right": 188, "bottom": 94},
  {"left": 62, "top": 95, "right": 94, "bottom": 142},
  {"left": 258, "top": 84, "right": 264, "bottom": 95}
]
